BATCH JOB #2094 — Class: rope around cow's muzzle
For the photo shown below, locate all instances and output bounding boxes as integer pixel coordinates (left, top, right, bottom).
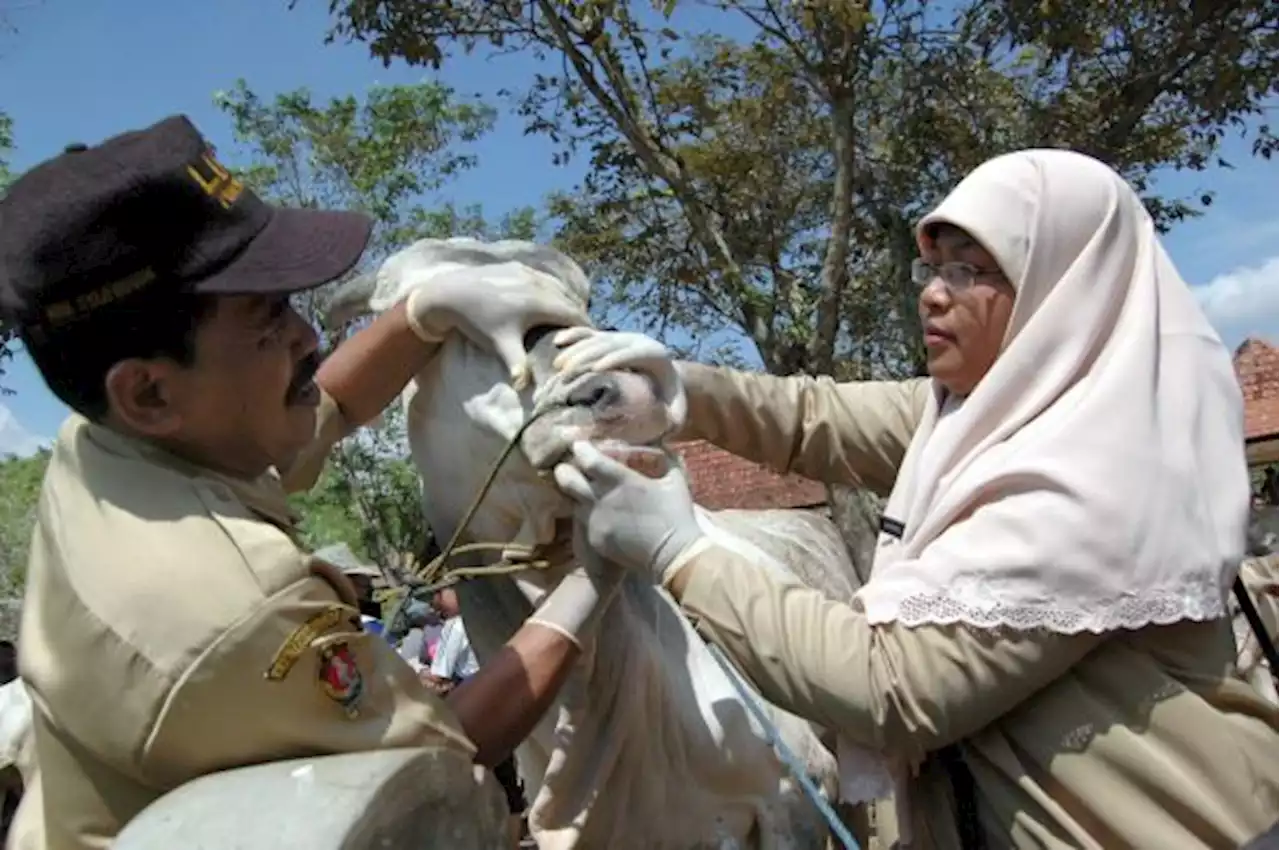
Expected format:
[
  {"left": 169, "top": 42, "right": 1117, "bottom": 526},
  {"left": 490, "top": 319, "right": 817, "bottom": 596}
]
[
  {"left": 418, "top": 401, "right": 572, "bottom": 591},
  {"left": 382, "top": 400, "right": 574, "bottom": 638}
]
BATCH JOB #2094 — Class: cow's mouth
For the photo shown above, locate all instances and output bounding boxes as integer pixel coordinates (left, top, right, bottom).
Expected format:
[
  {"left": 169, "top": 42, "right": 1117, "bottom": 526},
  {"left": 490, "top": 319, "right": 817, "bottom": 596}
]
[{"left": 531, "top": 430, "right": 667, "bottom": 476}]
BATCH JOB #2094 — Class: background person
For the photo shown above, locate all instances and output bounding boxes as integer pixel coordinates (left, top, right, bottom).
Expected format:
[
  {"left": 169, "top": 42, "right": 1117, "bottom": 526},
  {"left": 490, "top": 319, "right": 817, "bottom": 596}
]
[
  {"left": 423, "top": 587, "right": 480, "bottom": 692},
  {"left": 314, "top": 543, "right": 389, "bottom": 634}
]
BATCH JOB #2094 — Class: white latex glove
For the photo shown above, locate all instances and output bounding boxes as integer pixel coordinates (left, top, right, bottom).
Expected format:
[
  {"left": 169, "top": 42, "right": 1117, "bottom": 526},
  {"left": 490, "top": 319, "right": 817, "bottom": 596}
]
[
  {"left": 553, "top": 441, "right": 708, "bottom": 588},
  {"left": 552, "top": 327, "right": 688, "bottom": 433},
  {"left": 525, "top": 524, "right": 626, "bottom": 650},
  {"left": 404, "top": 261, "right": 590, "bottom": 385}
]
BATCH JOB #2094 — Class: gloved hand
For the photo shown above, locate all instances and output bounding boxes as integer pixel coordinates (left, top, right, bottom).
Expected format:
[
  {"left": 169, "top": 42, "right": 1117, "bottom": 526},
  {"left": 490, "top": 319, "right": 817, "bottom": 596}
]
[
  {"left": 525, "top": 524, "right": 626, "bottom": 650},
  {"left": 552, "top": 327, "right": 688, "bottom": 433},
  {"left": 403, "top": 261, "right": 590, "bottom": 384},
  {"left": 553, "top": 441, "right": 708, "bottom": 589}
]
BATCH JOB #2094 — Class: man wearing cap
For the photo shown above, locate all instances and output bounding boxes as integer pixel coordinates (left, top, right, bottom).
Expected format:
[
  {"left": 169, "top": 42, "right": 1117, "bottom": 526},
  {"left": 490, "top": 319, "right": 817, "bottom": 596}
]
[
  {"left": 0, "top": 115, "right": 621, "bottom": 850},
  {"left": 313, "top": 543, "right": 390, "bottom": 631}
]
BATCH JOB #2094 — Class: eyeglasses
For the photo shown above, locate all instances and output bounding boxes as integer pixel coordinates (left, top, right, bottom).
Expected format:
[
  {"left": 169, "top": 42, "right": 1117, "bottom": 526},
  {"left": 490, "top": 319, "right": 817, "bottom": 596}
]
[{"left": 911, "top": 259, "right": 1005, "bottom": 292}]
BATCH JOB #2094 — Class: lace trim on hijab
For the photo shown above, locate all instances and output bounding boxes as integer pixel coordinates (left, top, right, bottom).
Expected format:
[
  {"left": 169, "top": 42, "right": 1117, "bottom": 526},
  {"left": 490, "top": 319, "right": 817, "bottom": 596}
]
[{"left": 881, "top": 570, "right": 1228, "bottom": 633}]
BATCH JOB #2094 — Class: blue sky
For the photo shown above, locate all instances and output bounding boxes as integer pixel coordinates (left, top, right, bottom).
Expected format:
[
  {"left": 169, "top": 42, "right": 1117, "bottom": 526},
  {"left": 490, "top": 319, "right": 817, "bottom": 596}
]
[{"left": 0, "top": 0, "right": 1276, "bottom": 453}]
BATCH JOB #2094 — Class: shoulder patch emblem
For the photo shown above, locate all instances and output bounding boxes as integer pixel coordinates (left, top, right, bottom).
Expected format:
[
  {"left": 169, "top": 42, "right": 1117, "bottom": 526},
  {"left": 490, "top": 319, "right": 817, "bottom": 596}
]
[
  {"left": 318, "top": 642, "right": 364, "bottom": 718},
  {"left": 266, "top": 606, "right": 348, "bottom": 681}
]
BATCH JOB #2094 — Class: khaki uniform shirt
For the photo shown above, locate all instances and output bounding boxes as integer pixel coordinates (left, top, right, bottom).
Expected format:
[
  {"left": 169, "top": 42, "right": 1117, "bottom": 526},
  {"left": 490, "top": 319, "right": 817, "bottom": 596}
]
[
  {"left": 673, "top": 363, "right": 1280, "bottom": 849},
  {"left": 10, "top": 392, "right": 472, "bottom": 850}
]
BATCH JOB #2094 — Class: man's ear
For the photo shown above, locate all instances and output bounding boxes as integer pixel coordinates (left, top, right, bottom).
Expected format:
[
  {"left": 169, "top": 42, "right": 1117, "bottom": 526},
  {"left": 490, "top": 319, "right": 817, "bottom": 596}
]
[{"left": 103, "top": 358, "right": 186, "bottom": 437}]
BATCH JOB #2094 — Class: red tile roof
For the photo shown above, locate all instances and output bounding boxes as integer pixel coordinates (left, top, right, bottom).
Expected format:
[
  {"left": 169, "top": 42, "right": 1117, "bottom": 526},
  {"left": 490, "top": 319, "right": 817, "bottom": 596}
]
[
  {"left": 1234, "top": 338, "right": 1279, "bottom": 442},
  {"left": 674, "top": 439, "right": 827, "bottom": 510}
]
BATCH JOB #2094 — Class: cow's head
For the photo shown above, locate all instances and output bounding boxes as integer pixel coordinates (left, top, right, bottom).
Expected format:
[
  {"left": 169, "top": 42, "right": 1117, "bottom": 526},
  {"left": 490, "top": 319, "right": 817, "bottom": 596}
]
[{"left": 327, "top": 238, "right": 678, "bottom": 577}]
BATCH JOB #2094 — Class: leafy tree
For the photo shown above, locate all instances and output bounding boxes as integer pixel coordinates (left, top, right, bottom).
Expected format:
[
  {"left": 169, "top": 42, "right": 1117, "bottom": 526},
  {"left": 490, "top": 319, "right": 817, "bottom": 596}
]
[
  {"left": 0, "top": 110, "right": 12, "bottom": 191},
  {"left": 214, "top": 78, "right": 539, "bottom": 259},
  {"left": 316, "top": 0, "right": 1278, "bottom": 576},
  {"left": 0, "top": 5, "right": 26, "bottom": 386},
  {"left": 0, "top": 111, "right": 17, "bottom": 388},
  {"left": 318, "top": 0, "right": 1276, "bottom": 372},
  {"left": 215, "top": 79, "right": 539, "bottom": 565},
  {"left": 0, "top": 450, "right": 49, "bottom": 595}
]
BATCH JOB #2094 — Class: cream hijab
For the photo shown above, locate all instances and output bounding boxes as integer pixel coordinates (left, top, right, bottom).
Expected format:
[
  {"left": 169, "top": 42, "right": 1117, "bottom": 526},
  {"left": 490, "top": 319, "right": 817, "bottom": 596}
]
[
  {"left": 837, "top": 148, "right": 1251, "bottom": 813},
  {"left": 859, "top": 148, "right": 1250, "bottom": 635}
]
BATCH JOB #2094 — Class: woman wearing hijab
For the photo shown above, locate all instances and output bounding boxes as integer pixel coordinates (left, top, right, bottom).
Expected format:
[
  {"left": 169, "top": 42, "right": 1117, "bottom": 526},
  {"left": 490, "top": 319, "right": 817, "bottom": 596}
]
[{"left": 551, "top": 149, "right": 1279, "bottom": 848}]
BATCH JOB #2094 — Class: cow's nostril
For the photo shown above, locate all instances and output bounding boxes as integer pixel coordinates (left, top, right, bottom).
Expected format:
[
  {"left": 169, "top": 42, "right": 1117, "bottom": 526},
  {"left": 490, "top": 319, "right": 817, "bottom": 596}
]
[
  {"left": 523, "top": 323, "right": 566, "bottom": 352},
  {"left": 566, "top": 376, "right": 622, "bottom": 410}
]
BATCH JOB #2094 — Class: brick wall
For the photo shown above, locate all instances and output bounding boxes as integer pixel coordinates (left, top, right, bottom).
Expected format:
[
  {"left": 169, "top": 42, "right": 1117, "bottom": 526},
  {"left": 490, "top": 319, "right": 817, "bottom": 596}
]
[{"left": 1233, "top": 338, "right": 1279, "bottom": 442}]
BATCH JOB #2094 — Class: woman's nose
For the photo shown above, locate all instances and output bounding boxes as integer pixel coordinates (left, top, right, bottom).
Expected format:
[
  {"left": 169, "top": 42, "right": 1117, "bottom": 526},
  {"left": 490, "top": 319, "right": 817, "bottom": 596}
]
[{"left": 918, "top": 276, "right": 952, "bottom": 314}]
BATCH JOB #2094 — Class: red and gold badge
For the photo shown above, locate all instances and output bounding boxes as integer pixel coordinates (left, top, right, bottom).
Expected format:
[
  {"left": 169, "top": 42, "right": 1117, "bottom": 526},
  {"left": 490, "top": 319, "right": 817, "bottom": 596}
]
[{"left": 318, "top": 642, "right": 364, "bottom": 718}]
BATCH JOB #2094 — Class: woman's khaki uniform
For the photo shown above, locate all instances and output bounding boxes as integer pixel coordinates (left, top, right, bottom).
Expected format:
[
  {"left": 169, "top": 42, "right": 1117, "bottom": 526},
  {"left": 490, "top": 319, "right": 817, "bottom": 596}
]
[{"left": 672, "top": 363, "right": 1279, "bottom": 850}]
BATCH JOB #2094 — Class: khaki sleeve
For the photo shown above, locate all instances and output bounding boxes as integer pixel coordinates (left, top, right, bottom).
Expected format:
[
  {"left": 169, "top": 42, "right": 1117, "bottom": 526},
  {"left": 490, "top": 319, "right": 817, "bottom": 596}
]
[
  {"left": 277, "top": 389, "right": 357, "bottom": 494},
  {"left": 674, "top": 363, "right": 931, "bottom": 495},
  {"left": 140, "top": 575, "right": 475, "bottom": 789},
  {"left": 677, "top": 544, "right": 1102, "bottom": 762}
]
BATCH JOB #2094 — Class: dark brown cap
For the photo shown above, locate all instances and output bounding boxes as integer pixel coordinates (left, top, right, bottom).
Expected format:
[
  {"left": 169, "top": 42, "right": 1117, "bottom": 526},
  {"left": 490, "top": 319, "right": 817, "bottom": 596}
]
[{"left": 0, "top": 115, "right": 373, "bottom": 338}]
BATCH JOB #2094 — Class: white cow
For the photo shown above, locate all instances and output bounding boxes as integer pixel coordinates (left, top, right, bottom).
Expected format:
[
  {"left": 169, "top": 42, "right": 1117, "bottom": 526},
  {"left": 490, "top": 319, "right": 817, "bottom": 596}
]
[
  {"left": 1233, "top": 506, "right": 1279, "bottom": 706},
  {"left": 329, "top": 238, "right": 861, "bottom": 849},
  {"left": 0, "top": 677, "right": 34, "bottom": 842},
  {"left": 0, "top": 679, "right": 33, "bottom": 791}
]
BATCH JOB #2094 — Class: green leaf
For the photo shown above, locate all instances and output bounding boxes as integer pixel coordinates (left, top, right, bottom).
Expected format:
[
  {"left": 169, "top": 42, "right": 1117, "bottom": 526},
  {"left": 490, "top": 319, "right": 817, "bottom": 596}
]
[{"left": 0, "top": 450, "right": 53, "bottom": 594}]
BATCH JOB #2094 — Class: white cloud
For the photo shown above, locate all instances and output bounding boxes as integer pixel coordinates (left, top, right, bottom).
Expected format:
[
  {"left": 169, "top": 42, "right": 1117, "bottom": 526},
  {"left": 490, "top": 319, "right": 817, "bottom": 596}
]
[
  {"left": 0, "top": 405, "right": 49, "bottom": 458},
  {"left": 1194, "top": 256, "right": 1279, "bottom": 350}
]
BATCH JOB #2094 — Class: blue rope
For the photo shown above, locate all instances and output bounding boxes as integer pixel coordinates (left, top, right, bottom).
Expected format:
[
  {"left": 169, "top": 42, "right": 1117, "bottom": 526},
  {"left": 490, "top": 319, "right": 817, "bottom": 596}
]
[{"left": 704, "top": 642, "right": 861, "bottom": 850}]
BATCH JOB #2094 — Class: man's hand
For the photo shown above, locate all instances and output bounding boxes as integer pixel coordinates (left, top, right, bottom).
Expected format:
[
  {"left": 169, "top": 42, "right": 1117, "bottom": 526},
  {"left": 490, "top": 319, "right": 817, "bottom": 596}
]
[
  {"left": 554, "top": 441, "right": 707, "bottom": 589},
  {"left": 552, "top": 328, "right": 687, "bottom": 433},
  {"left": 440, "top": 524, "right": 626, "bottom": 768},
  {"left": 403, "top": 262, "right": 590, "bottom": 384},
  {"left": 524, "top": 525, "right": 627, "bottom": 649},
  {"left": 420, "top": 671, "right": 455, "bottom": 697}
]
